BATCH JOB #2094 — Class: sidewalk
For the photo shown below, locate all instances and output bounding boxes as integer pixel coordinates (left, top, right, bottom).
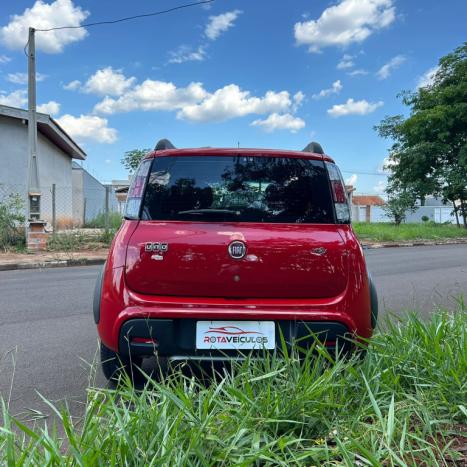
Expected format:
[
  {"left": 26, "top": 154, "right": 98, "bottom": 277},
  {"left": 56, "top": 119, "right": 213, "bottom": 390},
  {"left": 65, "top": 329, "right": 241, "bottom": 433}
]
[
  {"left": 1, "top": 239, "right": 467, "bottom": 271},
  {"left": 0, "top": 249, "right": 108, "bottom": 271}
]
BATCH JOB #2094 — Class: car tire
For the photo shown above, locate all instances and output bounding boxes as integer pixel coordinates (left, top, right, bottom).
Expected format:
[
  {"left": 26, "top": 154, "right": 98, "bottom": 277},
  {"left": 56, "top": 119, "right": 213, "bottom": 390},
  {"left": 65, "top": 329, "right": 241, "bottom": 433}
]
[
  {"left": 369, "top": 275, "right": 378, "bottom": 329},
  {"left": 100, "top": 342, "right": 142, "bottom": 382}
]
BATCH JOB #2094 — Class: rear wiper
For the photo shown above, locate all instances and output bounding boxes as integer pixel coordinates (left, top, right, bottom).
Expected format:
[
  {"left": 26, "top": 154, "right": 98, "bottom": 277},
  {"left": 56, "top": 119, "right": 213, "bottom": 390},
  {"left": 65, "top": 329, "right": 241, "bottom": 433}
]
[{"left": 177, "top": 209, "right": 240, "bottom": 216}]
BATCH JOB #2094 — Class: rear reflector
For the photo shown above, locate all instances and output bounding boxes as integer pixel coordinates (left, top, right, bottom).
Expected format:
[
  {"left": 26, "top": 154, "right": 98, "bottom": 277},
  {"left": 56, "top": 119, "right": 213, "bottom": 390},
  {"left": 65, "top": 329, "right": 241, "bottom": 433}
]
[{"left": 131, "top": 337, "right": 157, "bottom": 345}]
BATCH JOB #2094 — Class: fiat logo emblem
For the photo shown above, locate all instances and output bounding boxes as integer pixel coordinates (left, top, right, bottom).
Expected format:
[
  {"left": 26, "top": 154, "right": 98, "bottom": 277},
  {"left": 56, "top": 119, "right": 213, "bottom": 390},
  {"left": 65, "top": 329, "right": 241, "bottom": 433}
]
[{"left": 228, "top": 240, "right": 247, "bottom": 259}]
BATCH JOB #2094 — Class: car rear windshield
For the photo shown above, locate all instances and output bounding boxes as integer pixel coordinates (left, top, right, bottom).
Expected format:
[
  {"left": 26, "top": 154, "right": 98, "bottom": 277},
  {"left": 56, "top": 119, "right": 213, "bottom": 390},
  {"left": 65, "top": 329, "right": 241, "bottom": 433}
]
[{"left": 141, "top": 155, "right": 334, "bottom": 223}]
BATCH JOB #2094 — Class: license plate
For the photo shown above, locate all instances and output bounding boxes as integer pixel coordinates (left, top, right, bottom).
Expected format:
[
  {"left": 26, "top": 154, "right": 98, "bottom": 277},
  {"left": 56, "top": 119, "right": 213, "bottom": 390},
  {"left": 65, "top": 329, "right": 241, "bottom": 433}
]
[{"left": 196, "top": 321, "right": 275, "bottom": 350}]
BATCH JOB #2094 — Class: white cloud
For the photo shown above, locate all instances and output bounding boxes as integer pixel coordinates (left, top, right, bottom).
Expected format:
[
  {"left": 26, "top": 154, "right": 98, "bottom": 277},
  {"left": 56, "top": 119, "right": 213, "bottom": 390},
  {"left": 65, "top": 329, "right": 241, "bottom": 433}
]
[
  {"left": 56, "top": 114, "right": 117, "bottom": 144},
  {"left": 294, "top": 0, "right": 396, "bottom": 52},
  {"left": 37, "top": 100, "right": 60, "bottom": 115},
  {"left": 348, "top": 69, "right": 368, "bottom": 76},
  {"left": 0, "top": 55, "right": 11, "bottom": 64},
  {"left": 373, "top": 179, "right": 387, "bottom": 194},
  {"left": 337, "top": 54, "right": 355, "bottom": 69},
  {"left": 345, "top": 174, "right": 358, "bottom": 185},
  {"left": 63, "top": 79, "right": 81, "bottom": 91},
  {"left": 6, "top": 72, "right": 47, "bottom": 85},
  {"left": 168, "top": 45, "right": 207, "bottom": 64},
  {"left": 251, "top": 113, "right": 305, "bottom": 133},
  {"left": 417, "top": 65, "right": 440, "bottom": 88},
  {"left": 376, "top": 54, "right": 406, "bottom": 79},
  {"left": 205, "top": 10, "right": 242, "bottom": 40},
  {"left": 92, "top": 74, "right": 303, "bottom": 124},
  {"left": 177, "top": 85, "right": 292, "bottom": 123},
  {"left": 0, "top": 0, "right": 89, "bottom": 54},
  {"left": 94, "top": 80, "right": 208, "bottom": 115},
  {"left": 83, "top": 67, "right": 136, "bottom": 96},
  {"left": 312, "top": 80, "right": 343, "bottom": 99},
  {"left": 0, "top": 89, "right": 27, "bottom": 107},
  {"left": 328, "top": 98, "right": 383, "bottom": 117}
]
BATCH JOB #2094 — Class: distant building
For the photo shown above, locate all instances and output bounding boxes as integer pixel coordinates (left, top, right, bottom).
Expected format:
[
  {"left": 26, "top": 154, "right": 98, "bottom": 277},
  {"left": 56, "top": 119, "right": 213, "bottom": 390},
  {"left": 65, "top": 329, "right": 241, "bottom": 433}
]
[
  {"left": 111, "top": 178, "right": 131, "bottom": 214},
  {"left": 0, "top": 104, "right": 86, "bottom": 228},
  {"left": 352, "top": 195, "right": 385, "bottom": 222},
  {"left": 406, "top": 196, "right": 456, "bottom": 224}
]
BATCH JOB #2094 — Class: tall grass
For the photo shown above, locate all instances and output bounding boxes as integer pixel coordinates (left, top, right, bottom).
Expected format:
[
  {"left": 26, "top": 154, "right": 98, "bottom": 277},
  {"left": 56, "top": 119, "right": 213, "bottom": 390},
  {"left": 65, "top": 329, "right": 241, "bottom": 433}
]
[
  {"left": 1, "top": 308, "right": 466, "bottom": 465},
  {"left": 353, "top": 222, "right": 467, "bottom": 242}
]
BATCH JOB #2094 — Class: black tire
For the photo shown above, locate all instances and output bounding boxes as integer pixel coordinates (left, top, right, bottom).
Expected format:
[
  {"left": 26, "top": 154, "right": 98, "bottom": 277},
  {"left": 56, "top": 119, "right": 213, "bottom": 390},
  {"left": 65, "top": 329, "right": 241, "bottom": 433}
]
[
  {"left": 100, "top": 342, "right": 142, "bottom": 382},
  {"left": 369, "top": 275, "right": 378, "bottom": 329}
]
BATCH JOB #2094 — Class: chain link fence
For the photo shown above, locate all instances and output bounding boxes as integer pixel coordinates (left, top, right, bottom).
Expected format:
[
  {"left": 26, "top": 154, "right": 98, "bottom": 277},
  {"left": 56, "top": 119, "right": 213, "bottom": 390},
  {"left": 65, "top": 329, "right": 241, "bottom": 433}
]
[{"left": 0, "top": 182, "right": 123, "bottom": 233}]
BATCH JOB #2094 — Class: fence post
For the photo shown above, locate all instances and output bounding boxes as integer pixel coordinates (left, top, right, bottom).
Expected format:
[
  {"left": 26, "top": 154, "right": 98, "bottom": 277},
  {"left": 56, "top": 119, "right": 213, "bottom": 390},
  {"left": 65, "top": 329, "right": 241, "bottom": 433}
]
[
  {"left": 105, "top": 185, "right": 110, "bottom": 233},
  {"left": 51, "top": 183, "right": 56, "bottom": 233},
  {"left": 83, "top": 198, "right": 86, "bottom": 227}
]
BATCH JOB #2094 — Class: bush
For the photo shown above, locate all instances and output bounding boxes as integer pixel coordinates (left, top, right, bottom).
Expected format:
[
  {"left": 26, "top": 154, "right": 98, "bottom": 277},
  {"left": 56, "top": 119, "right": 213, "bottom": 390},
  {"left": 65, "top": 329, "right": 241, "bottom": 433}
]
[
  {"left": 421, "top": 215, "right": 429, "bottom": 222},
  {"left": 0, "top": 192, "right": 25, "bottom": 250}
]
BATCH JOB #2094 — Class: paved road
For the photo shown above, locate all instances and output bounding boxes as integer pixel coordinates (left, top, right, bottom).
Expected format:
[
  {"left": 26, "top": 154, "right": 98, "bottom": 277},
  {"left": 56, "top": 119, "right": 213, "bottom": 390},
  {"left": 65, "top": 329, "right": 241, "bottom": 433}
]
[{"left": 1, "top": 244, "right": 466, "bottom": 422}]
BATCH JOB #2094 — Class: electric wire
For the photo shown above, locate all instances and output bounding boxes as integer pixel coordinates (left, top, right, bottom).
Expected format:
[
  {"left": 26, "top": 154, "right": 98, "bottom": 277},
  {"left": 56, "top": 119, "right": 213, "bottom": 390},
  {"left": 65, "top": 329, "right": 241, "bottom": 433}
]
[{"left": 24, "top": 0, "right": 215, "bottom": 55}]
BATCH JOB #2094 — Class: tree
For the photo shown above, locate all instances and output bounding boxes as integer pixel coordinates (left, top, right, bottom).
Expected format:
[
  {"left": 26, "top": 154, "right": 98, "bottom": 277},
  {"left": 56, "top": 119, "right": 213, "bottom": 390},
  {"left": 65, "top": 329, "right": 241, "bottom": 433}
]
[
  {"left": 121, "top": 149, "right": 150, "bottom": 172},
  {"left": 382, "top": 190, "right": 417, "bottom": 225},
  {"left": 375, "top": 43, "right": 467, "bottom": 227},
  {"left": 0, "top": 192, "right": 25, "bottom": 250}
]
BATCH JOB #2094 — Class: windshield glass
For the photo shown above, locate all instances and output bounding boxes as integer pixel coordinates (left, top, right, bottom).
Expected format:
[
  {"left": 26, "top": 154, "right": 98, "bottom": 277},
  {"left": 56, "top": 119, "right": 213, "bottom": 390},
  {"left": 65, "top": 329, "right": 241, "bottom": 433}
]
[{"left": 141, "top": 155, "right": 334, "bottom": 223}]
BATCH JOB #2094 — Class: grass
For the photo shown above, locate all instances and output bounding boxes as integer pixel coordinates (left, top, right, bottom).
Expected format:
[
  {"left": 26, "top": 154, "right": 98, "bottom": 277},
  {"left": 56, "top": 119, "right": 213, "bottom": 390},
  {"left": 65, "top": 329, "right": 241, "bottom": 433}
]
[
  {"left": 84, "top": 212, "right": 123, "bottom": 230},
  {"left": 1, "top": 306, "right": 466, "bottom": 465},
  {"left": 47, "top": 230, "right": 116, "bottom": 251},
  {"left": 353, "top": 222, "right": 467, "bottom": 243}
]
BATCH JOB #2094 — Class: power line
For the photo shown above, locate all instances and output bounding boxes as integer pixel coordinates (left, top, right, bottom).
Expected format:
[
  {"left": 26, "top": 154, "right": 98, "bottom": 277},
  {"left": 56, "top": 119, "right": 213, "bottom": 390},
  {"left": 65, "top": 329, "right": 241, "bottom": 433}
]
[
  {"left": 24, "top": 0, "right": 215, "bottom": 54},
  {"left": 341, "top": 169, "right": 390, "bottom": 176}
]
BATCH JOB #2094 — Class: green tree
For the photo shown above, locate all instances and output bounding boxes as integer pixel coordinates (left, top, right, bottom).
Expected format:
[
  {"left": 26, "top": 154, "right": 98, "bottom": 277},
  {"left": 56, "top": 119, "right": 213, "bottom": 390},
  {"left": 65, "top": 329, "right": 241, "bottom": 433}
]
[
  {"left": 382, "top": 189, "right": 417, "bottom": 225},
  {"left": 0, "top": 192, "right": 25, "bottom": 250},
  {"left": 375, "top": 43, "right": 467, "bottom": 227},
  {"left": 121, "top": 149, "right": 150, "bottom": 172}
]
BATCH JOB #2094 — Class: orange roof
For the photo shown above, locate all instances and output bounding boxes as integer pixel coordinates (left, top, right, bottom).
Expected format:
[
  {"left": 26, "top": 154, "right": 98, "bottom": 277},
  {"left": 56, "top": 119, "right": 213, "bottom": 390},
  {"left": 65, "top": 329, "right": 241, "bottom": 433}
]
[{"left": 352, "top": 195, "right": 385, "bottom": 206}]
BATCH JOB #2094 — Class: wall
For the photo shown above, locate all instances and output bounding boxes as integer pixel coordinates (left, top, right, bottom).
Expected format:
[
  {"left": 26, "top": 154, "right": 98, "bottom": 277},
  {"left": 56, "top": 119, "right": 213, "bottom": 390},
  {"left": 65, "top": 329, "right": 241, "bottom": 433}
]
[{"left": 0, "top": 116, "right": 73, "bottom": 227}]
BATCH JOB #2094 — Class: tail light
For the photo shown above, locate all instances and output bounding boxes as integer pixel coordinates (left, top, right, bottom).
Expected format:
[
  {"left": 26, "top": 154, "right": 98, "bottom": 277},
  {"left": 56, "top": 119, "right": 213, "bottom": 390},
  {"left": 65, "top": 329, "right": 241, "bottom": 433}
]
[
  {"left": 325, "top": 162, "right": 351, "bottom": 223},
  {"left": 124, "top": 159, "right": 152, "bottom": 219}
]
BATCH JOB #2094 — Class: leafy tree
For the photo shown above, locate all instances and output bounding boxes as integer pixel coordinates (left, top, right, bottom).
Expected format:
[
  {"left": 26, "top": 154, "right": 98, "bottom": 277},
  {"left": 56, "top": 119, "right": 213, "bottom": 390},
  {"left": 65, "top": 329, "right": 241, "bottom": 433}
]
[
  {"left": 375, "top": 43, "right": 467, "bottom": 227},
  {"left": 0, "top": 192, "right": 25, "bottom": 250},
  {"left": 121, "top": 149, "right": 150, "bottom": 172},
  {"left": 382, "top": 190, "right": 417, "bottom": 225}
]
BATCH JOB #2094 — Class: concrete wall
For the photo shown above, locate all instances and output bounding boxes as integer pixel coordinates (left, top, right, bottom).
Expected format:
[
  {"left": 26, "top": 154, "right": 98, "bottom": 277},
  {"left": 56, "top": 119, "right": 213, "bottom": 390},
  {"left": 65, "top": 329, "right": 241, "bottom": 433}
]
[{"left": 0, "top": 115, "right": 73, "bottom": 227}]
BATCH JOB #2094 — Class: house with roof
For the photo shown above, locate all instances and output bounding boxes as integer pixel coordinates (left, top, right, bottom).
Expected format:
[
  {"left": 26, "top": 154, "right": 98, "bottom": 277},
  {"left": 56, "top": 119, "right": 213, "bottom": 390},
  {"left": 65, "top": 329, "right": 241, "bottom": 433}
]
[
  {"left": 0, "top": 104, "right": 86, "bottom": 228},
  {"left": 351, "top": 195, "right": 386, "bottom": 222}
]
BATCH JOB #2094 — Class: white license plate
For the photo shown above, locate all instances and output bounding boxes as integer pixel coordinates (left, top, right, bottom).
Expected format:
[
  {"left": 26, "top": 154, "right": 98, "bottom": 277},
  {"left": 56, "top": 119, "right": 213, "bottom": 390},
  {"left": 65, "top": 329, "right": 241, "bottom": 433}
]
[{"left": 196, "top": 321, "right": 275, "bottom": 350}]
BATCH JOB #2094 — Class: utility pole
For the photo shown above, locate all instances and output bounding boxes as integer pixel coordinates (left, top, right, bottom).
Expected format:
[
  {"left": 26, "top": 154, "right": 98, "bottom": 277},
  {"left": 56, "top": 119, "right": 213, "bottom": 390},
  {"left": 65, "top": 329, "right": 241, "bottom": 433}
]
[{"left": 27, "top": 26, "right": 40, "bottom": 222}]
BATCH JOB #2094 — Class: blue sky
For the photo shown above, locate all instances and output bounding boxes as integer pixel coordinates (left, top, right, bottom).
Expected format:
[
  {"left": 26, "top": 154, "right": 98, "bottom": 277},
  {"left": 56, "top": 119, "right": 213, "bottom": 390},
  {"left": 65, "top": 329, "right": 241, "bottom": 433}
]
[{"left": 0, "top": 0, "right": 465, "bottom": 193}]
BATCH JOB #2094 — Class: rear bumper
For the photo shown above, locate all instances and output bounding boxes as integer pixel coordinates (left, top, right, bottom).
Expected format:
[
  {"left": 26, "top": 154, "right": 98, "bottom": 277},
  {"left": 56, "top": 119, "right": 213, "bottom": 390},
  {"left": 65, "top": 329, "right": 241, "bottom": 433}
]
[
  {"left": 118, "top": 318, "right": 352, "bottom": 358},
  {"left": 97, "top": 267, "right": 372, "bottom": 353}
]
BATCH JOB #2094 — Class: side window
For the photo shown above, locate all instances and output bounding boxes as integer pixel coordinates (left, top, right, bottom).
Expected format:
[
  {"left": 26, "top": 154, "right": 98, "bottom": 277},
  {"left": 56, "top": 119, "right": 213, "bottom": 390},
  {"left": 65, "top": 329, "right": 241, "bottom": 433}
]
[{"left": 124, "top": 159, "right": 152, "bottom": 219}]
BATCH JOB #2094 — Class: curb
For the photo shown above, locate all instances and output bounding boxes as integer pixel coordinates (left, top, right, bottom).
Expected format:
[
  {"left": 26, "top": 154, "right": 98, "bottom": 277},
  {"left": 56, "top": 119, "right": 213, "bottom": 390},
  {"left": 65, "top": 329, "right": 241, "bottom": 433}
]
[
  {"left": 361, "top": 239, "right": 467, "bottom": 250},
  {"left": 0, "top": 257, "right": 106, "bottom": 272}
]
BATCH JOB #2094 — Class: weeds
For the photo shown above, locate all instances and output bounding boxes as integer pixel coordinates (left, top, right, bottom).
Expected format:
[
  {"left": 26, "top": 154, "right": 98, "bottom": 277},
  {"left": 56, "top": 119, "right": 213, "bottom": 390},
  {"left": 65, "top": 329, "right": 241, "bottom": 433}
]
[{"left": 1, "top": 309, "right": 466, "bottom": 465}]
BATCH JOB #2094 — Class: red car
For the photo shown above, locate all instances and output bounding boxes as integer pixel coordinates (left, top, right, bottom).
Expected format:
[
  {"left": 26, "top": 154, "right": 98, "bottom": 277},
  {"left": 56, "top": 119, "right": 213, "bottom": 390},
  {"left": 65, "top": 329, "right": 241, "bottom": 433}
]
[{"left": 94, "top": 140, "right": 378, "bottom": 380}]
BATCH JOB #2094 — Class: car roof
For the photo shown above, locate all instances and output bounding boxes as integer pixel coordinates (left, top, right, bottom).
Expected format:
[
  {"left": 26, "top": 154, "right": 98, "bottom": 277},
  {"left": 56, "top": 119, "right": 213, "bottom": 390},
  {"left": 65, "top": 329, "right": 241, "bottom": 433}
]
[{"left": 143, "top": 147, "right": 335, "bottom": 163}]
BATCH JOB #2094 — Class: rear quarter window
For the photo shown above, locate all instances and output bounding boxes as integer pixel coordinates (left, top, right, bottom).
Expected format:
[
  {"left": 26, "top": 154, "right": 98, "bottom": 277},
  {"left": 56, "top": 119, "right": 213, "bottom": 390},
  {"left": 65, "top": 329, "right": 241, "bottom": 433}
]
[{"left": 141, "top": 155, "right": 334, "bottom": 224}]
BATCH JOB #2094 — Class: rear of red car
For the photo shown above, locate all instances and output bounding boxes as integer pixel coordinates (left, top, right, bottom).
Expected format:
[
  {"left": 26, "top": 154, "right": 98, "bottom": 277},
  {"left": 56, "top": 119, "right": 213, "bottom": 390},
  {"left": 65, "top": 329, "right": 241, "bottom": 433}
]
[{"left": 95, "top": 143, "right": 375, "bottom": 378}]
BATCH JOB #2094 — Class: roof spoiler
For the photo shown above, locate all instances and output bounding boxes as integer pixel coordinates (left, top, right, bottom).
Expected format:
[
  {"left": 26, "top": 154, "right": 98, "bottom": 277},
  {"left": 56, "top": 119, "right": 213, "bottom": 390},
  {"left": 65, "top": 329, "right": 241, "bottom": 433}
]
[
  {"left": 154, "top": 138, "right": 176, "bottom": 150},
  {"left": 302, "top": 141, "right": 324, "bottom": 154}
]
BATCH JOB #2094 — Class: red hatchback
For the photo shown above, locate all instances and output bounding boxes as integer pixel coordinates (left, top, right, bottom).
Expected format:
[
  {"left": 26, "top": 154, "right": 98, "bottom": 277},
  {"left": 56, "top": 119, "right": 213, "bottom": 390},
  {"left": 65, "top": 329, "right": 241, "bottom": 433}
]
[{"left": 94, "top": 140, "right": 378, "bottom": 380}]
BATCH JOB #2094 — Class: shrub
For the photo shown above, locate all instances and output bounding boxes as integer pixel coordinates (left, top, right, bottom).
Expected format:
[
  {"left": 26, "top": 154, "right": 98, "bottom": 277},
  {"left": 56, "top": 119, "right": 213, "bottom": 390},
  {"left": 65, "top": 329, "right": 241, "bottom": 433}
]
[
  {"left": 84, "top": 211, "right": 122, "bottom": 230},
  {"left": 0, "top": 192, "right": 25, "bottom": 250},
  {"left": 421, "top": 215, "right": 429, "bottom": 222}
]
